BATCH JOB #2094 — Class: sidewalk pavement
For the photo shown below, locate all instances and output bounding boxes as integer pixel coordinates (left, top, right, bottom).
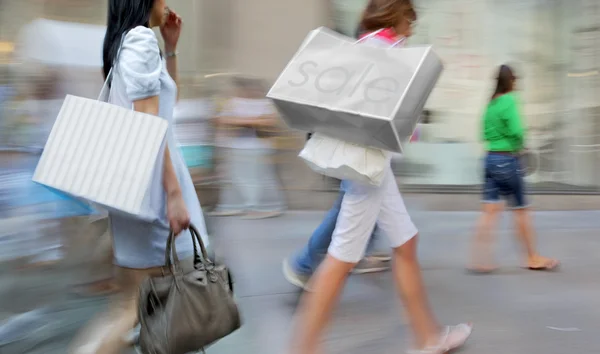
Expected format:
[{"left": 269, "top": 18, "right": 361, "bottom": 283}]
[{"left": 1, "top": 210, "right": 599, "bottom": 353}]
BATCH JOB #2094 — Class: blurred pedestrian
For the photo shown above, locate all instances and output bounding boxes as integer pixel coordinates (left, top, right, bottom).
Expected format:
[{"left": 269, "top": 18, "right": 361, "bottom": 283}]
[
  {"left": 68, "top": 215, "right": 119, "bottom": 296},
  {"left": 290, "top": 1, "right": 472, "bottom": 354},
  {"left": 210, "top": 76, "right": 286, "bottom": 219},
  {"left": 70, "top": 1, "right": 209, "bottom": 353},
  {"left": 281, "top": 25, "right": 392, "bottom": 287},
  {"left": 468, "top": 65, "right": 559, "bottom": 273},
  {"left": 2, "top": 68, "right": 67, "bottom": 268},
  {"left": 0, "top": 66, "right": 14, "bottom": 133}
]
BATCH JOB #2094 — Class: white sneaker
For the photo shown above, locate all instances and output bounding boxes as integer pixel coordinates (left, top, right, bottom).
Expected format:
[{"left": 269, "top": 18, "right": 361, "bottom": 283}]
[
  {"left": 351, "top": 256, "right": 391, "bottom": 274},
  {"left": 407, "top": 323, "right": 473, "bottom": 354},
  {"left": 282, "top": 258, "right": 311, "bottom": 291},
  {"left": 367, "top": 253, "right": 392, "bottom": 262}
]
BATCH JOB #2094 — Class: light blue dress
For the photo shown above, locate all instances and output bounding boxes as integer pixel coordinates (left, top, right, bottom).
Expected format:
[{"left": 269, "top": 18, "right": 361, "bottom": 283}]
[{"left": 107, "top": 26, "right": 208, "bottom": 268}]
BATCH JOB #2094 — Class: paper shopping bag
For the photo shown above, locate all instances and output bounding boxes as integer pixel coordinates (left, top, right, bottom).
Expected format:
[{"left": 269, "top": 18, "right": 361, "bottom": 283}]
[
  {"left": 32, "top": 94, "right": 168, "bottom": 220},
  {"left": 267, "top": 27, "right": 443, "bottom": 153},
  {"left": 299, "top": 133, "right": 389, "bottom": 186}
]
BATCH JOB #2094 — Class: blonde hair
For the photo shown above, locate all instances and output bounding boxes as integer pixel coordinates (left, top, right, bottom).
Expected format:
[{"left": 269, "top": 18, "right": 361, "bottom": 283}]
[{"left": 359, "top": 0, "right": 416, "bottom": 32}]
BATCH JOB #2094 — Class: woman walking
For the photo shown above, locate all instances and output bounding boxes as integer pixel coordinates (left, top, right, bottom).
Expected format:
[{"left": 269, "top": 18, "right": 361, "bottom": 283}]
[
  {"left": 70, "top": 1, "right": 209, "bottom": 353},
  {"left": 290, "top": 1, "right": 472, "bottom": 353},
  {"left": 468, "top": 65, "right": 559, "bottom": 273},
  {"left": 211, "top": 77, "right": 286, "bottom": 219}
]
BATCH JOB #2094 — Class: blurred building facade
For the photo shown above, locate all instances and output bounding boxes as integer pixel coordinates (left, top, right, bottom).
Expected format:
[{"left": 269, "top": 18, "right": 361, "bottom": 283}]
[
  {"left": 1, "top": 0, "right": 599, "bottom": 193},
  {"left": 328, "top": 0, "right": 600, "bottom": 192}
]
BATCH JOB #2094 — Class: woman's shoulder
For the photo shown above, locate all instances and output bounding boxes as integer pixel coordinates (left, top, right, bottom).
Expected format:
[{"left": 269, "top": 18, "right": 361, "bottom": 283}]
[
  {"left": 120, "top": 26, "right": 160, "bottom": 58},
  {"left": 359, "top": 28, "right": 398, "bottom": 47},
  {"left": 361, "top": 35, "right": 394, "bottom": 48},
  {"left": 486, "top": 93, "right": 520, "bottom": 121},
  {"left": 495, "top": 92, "right": 518, "bottom": 102},
  {"left": 118, "top": 26, "right": 161, "bottom": 62},
  {"left": 123, "top": 26, "right": 158, "bottom": 45},
  {"left": 490, "top": 92, "right": 518, "bottom": 108},
  {"left": 117, "top": 26, "right": 162, "bottom": 100}
]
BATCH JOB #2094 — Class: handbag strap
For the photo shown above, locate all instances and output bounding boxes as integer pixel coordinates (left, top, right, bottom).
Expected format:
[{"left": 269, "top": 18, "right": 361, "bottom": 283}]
[
  {"left": 189, "top": 225, "right": 212, "bottom": 265},
  {"left": 165, "top": 224, "right": 212, "bottom": 271}
]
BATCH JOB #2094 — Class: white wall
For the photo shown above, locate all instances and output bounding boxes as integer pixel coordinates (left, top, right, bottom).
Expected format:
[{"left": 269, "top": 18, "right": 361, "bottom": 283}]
[{"left": 229, "top": 0, "right": 329, "bottom": 81}]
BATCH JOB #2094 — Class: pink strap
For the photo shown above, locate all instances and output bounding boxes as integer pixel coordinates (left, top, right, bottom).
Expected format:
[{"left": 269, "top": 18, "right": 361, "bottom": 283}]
[{"left": 359, "top": 28, "right": 398, "bottom": 44}]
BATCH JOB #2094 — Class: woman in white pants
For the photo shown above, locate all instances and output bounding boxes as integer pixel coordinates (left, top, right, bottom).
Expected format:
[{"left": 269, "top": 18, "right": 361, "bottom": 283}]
[{"left": 291, "top": 1, "right": 472, "bottom": 353}]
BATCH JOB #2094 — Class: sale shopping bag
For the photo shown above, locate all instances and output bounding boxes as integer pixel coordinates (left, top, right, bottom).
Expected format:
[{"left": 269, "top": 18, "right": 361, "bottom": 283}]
[{"left": 267, "top": 27, "right": 443, "bottom": 153}]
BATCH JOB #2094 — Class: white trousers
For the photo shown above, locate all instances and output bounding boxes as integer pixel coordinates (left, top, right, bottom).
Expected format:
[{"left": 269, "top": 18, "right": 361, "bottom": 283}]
[{"left": 328, "top": 166, "right": 418, "bottom": 263}]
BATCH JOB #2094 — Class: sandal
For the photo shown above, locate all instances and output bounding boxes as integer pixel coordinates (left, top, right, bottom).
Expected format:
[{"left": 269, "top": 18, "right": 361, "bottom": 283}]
[
  {"left": 527, "top": 257, "right": 560, "bottom": 271},
  {"left": 407, "top": 323, "right": 473, "bottom": 354}
]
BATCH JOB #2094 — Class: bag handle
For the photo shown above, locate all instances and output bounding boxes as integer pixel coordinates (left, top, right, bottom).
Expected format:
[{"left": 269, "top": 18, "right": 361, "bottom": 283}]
[
  {"left": 190, "top": 225, "right": 213, "bottom": 266},
  {"left": 389, "top": 37, "right": 407, "bottom": 48},
  {"left": 97, "top": 69, "right": 113, "bottom": 102},
  {"left": 354, "top": 28, "right": 385, "bottom": 43},
  {"left": 165, "top": 224, "right": 212, "bottom": 272},
  {"left": 354, "top": 28, "right": 407, "bottom": 48},
  {"left": 96, "top": 32, "right": 128, "bottom": 103}
]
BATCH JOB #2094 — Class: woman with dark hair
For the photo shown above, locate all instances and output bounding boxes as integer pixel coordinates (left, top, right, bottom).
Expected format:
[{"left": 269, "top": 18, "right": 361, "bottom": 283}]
[
  {"left": 468, "top": 65, "right": 559, "bottom": 273},
  {"left": 70, "top": 1, "right": 209, "bottom": 353},
  {"left": 290, "top": 1, "right": 472, "bottom": 354}
]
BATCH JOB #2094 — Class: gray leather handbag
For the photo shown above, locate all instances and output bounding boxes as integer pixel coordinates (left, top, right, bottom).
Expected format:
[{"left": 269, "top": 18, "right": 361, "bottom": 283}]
[{"left": 138, "top": 225, "right": 240, "bottom": 354}]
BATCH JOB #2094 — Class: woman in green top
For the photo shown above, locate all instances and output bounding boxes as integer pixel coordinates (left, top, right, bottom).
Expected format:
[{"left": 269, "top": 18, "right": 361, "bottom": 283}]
[{"left": 468, "top": 65, "right": 559, "bottom": 273}]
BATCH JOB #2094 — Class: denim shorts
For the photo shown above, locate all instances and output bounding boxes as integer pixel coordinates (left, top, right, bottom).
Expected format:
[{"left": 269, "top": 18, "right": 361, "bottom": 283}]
[{"left": 482, "top": 152, "right": 528, "bottom": 209}]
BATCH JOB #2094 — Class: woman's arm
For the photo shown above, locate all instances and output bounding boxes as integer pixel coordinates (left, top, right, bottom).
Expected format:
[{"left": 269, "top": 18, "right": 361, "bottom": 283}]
[
  {"left": 161, "top": 10, "right": 182, "bottom": 101},
  {"left": 503, "top": 98, "right": 525, "bottom": 150},
  {"left": 505, "top": 98, "right": 525, "bottom": 150},
  {"left": 134, "top": 96, "right": 189, "bottom": 234},
  {"left": 165, "top": 53, "right": 178, "bottom": 100},
  {"left": 216, "top": 113, "right": 276, "bottom": 128},
  {"left": 119, "top": 26, "right": 189, "bottom": 234},
  {"left": 215, "top": 116, "right": 249, "bottom": 127},
  {"left": 251, "top": 113, "right": 278, "bottom": 128}
]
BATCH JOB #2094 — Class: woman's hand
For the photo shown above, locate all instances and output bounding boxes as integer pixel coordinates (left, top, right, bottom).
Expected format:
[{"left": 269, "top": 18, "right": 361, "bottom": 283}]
[
  {"left": 160, "top": 8, "right": 182, "bottom": 52},
  {"left": 167, "top": 191, "right": 190, "bottom": 235},
  {"left": 217, "top": 116, "right": 252, "bottom": 127}
]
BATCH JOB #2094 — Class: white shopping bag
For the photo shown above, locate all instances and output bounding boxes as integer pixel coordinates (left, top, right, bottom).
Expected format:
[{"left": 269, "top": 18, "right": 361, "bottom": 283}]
[
  {"left": 299, "top": 133, "right": 389, "bottom": 186},
  {"left": 268, "top": 27, "right": 443, "bottom": 153},
  {"left": 33, "top": 74, "right": 168, "bottom": 221}
]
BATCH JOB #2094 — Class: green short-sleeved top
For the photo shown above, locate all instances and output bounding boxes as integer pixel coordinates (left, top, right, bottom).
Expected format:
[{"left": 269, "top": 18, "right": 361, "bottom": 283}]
[{"left": 482, "top": 92, "right": 525, "bottom": 152}]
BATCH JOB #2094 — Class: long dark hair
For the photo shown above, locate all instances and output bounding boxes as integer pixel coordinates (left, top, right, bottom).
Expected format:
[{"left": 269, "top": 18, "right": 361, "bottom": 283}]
[
  {"left": 491, "top": 64, "right": 516, "bottom": 100},
  {"left": 102, "top": 0, "right": 155, "bottom": 79}
]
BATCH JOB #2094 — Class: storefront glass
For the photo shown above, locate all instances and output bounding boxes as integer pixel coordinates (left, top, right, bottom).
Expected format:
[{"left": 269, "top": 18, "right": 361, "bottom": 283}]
[{"left": 331, "top": 0, "right": 600, "bottom": 192}]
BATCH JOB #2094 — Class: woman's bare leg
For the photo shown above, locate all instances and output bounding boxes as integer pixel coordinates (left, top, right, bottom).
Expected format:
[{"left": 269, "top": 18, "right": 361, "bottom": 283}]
[
  {"left": 469, "top": 203, "right": 502, "bottom": 272},
  {"left": 513, "top": 208, "right": 537, "bottom": 259},
  {"left": 70, "top": 266, "right": 163, "bottom": 354},
  {"left": 513, "top": 208, "right": 559, "bottom": 269},
  {"left": 392, "top": 235, "right": 439, "bottom": 348},
  {"left": 291, "top": 255, "right": 355, "bottom": 354}
]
